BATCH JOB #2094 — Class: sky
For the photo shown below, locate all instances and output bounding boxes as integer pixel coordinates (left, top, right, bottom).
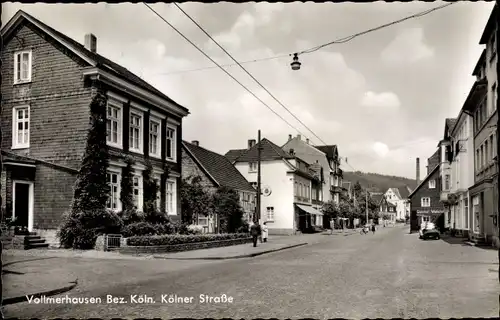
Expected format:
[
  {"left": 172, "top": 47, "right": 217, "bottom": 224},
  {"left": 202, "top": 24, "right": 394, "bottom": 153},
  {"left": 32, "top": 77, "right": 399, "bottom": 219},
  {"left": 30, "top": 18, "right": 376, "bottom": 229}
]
[{"left": 2, "top": 2, "right": 495, "bottom": 179}]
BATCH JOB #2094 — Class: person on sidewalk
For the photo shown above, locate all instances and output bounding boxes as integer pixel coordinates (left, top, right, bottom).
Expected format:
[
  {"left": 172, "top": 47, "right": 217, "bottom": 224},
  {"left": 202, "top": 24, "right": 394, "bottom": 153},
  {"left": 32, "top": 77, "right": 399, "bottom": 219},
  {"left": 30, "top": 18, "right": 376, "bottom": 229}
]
[
  {"left": 371, "top": 224, "right": 376, "bottom": 235},
  {"left": 250, "top": 222, "right": 261, "bottom": 247},
  {"left": 261, "top": 222, "right": 269, "bottom": 243},
  {"left": 330, "top": 219, "right": 334, "bottom": 235}
]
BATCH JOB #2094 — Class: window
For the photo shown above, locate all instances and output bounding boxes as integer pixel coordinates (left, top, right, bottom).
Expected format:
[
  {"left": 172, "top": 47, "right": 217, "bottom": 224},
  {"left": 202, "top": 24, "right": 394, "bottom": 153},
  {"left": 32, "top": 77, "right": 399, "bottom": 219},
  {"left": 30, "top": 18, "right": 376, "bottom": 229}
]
[
  {"left": 197, "top": 216, "right": 208, "bottom": 226},
  {"left": 165, "top": 179, "right": 177, "bottom": 215},
  {"left": 129, "top": 112, "right": 142, "bottom": 152},
  {"left": 480, "top": 145, "right": 484, "bottom": 168},
  {"left": 132, "top": 175, "right": 143, "bottom": 211},
  {"left": 306, "top": 186, "right": 310, "bottom": 199},
  {"left": 266, "top": 206, "right": 275, "bottom": 221},
  {"left": 12, "top": 106, "right": 30, "bottom": 149},
  {"left": 106, "top": 102, "right": 122, "bottom": 147},
  {"left": 428, "top": 180, "right": 436, "bottom": 189},
  {"left": 492, "top": 83, "right": 497, "bottom": 112},
  {"left": 464, "top": 198, "right": 469, "bottom": 229},
  {"left": 485, "top": 140, "right": 490, "bottom": 164},
  {"left": 444, "top": 175, "right": 450, "bottom": 190},
  {"left": 149, "top": 119, "right": 161, "bottom": 158},
  {"left": 14, "top": 50, "right": 32, "bottom": 84},
  {"left": 249, "top": 162, "right": 257, "bottom": 172},
  {"left": 166, "top": 126, "right": 176, "bottom": 161},
  {"left": 476, "top": 149, "right": 480, "bottom": 172},
  {"left": 106, "top": 171, "right": 121, "bottom": 210},
  {"left": 421, "top": 197, "right": 430, "bottom": 207}
]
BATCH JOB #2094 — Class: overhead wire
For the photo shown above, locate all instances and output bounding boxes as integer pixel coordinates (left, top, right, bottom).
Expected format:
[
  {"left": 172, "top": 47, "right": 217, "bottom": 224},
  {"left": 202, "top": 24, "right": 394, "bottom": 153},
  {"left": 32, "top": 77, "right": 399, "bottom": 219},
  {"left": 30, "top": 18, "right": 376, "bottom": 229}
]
[
  {"left": 172, "top": 2, "right": 327, "bottom": 146},
  {"left": 142, "top": 3, "right": 309, "bottom": 140}
]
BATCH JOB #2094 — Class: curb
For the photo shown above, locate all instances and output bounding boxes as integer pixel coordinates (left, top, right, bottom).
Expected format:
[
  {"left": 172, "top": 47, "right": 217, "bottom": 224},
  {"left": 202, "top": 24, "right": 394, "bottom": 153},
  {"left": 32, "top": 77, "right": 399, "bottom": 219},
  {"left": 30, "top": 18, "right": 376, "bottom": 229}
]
[
  {"left": 2, "top": 279, "right": 78, "bottom": 306},
  {"left": 153, "top": 243, "right": 308, "bottom": 260},
  {"left": 3, "top": 257, "right": 56, "bottom": 268}
]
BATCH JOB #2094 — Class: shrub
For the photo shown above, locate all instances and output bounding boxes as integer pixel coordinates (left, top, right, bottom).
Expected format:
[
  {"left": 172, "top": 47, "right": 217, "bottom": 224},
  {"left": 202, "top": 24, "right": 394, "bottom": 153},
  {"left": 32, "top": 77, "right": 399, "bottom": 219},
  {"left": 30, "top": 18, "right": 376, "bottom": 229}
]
[
  {"left": 127, "top": 233, "right": 249, "bottom": 246},
  {"left": 119, "top": 209, "right": 145, "bottom": 225},
  {"left": 236, "top": 221, "right": 250, "bottom": 234},
  {"left": 120, "top": 157, "right": 135, "bottom": 213},
  {"left": 57, "top": 212, "right": 81, "bottom": 249},
  {"left": 144, "top": 210, "right": 171, "bottom": 225},
  {"left": 176, "top": 222, "right": 201, "bottom": 235},
  {"left": 121, "top": 221, "right": 177, "bottom": 237}
]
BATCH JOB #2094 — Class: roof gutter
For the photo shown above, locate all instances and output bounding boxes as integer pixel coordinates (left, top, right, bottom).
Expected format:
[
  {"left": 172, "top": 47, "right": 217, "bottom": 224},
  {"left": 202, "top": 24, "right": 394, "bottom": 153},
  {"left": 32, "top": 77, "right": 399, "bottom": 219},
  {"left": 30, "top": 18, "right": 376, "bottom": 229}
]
[{"left": 83, "top": 68, "right": 190, "bottom": 118}]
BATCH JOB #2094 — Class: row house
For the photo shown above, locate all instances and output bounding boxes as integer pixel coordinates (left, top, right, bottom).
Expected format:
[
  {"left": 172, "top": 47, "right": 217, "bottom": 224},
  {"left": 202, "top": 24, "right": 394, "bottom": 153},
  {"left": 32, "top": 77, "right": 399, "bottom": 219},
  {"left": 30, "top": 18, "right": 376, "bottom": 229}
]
[
  {"left": 383, "top": 187, "right": 412, "bottom": 221},
  {"left": 377, "top": 195, "right": 397, "bottom": 223},
  {"left": 0, "top": 11, "right": 189, "bottom": 244},
  {"left": 409, "top": 151, "right": 445, "bottom": 232},
  {"left": 181, "top": 140, "right": 256, "bottom": 232},
  {"left": 227, "top": 138, "right": 323, "bottom": 235},
  {"left": 462, "top": 4, "right": 498, "bottom": 247}
]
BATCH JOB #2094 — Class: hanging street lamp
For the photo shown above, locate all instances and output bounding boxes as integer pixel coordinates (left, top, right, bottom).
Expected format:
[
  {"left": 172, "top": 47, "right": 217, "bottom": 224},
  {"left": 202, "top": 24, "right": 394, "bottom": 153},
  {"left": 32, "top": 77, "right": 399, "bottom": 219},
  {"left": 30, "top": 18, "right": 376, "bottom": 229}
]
[{"left": 290, "top": 53, "right": 301, "bottom": 70}]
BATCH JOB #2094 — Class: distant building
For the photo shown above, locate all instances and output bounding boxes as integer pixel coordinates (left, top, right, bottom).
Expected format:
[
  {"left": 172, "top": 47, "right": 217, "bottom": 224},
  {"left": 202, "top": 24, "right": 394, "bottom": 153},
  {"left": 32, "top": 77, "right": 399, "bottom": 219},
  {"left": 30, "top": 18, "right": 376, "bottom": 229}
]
[
  {"left": 383, "top": 187, "right": 412, "bottom": 222},
  {"left": 181, "top": 140, "right": 256, "bottom": 233},
  {"left": 227, "top": 138, "right": 323, "bottom": 235}
]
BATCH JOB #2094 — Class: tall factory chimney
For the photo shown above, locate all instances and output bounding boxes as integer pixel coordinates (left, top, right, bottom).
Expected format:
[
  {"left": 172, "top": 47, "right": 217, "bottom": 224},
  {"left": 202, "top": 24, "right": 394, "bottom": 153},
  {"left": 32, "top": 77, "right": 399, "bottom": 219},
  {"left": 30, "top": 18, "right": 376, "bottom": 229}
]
[{"left": 416, "top": 157, "right": 420, "bottom": 185}]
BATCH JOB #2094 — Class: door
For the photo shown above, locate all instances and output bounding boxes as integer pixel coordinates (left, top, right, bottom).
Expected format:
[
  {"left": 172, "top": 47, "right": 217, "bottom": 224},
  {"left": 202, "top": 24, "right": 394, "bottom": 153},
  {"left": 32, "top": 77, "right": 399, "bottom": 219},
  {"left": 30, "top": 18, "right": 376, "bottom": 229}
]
[{"left": 13, "top": 182, "right": 31, "bottom": 230}]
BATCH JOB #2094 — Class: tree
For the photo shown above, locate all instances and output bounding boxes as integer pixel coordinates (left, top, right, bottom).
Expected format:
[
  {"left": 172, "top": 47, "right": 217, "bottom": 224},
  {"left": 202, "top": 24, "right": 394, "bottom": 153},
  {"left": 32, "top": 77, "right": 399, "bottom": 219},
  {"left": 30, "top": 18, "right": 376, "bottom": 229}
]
[
  {"left": 212, "top": 186, "right": 244, "bottom": 233},
  {"left": 180, "top": 175, "right": 212, "bottom": 225},
  {"left": 120, "top": 156, "right": 135, "bottom": 213},
  {"left": 142, "top": 159, "right": 160, "bottom": 214},
  {"left": 71, "top": 92, "right": 110, "bottom": 213}
]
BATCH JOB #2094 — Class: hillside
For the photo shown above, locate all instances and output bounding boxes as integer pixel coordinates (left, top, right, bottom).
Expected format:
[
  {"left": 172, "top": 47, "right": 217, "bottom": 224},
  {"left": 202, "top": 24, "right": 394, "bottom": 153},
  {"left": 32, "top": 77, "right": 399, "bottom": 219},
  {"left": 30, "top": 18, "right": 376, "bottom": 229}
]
[{"left": 343, "top": 171, "right": 417, "bottom": 193}]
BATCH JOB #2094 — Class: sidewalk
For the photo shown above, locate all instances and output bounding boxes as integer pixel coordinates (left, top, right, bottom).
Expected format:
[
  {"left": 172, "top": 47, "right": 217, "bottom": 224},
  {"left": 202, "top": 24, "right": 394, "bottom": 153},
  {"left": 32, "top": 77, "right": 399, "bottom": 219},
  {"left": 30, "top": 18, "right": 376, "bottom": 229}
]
[
  {"left": 3, "top": 248, "right": 154, "bottom": 260},
  {"left": 154, "top": 234, "right": 321, "bottom": 260},
  {"left": 3, "top": 258, "right": 78, "bottom": 305}
]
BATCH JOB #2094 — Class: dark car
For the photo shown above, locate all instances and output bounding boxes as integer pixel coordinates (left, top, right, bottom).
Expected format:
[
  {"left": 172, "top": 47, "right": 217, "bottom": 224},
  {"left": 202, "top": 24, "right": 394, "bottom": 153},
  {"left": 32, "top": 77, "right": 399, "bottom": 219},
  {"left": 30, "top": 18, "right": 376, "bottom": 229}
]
[{"left": 420, "top": 223, "right": 440, "bottom": 240}]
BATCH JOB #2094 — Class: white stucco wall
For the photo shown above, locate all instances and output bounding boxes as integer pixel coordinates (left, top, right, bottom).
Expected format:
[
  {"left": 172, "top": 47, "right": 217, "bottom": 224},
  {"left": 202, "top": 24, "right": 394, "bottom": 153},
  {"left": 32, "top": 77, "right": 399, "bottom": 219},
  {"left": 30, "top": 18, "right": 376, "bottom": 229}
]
[{"left": 235, "top": 160, "right": 295, "bottom": 231}]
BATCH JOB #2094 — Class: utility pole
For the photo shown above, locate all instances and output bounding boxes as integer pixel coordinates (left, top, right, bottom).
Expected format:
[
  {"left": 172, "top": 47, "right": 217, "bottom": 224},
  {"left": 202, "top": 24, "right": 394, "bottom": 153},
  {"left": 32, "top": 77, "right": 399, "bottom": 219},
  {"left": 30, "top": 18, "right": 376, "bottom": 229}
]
[
  {"left": 366, "top": 188, "right": 369, "bottom": 225},
  {"left": 495, "top": 0, "right": 499, "bottom": 283},
  {"left": 256, "top": 130, "right": 262, "bottom": 224}
]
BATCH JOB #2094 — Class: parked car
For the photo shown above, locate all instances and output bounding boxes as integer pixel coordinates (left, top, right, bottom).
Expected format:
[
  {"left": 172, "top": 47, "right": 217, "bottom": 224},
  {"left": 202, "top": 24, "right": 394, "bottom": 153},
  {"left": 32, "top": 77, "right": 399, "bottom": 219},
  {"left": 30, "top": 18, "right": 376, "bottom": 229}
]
[{"left": 419, "top": 222, "right": 440, "bottom": 240}]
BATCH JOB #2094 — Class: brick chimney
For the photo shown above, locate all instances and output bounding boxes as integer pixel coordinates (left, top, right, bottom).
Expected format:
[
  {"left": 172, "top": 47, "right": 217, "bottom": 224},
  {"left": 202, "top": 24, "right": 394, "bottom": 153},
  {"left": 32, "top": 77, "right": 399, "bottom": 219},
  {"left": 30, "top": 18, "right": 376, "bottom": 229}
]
[
  {"left": 248, "top": 139, "right": 256, "bottom": 149},
  {"left": 288, "top": 134, "right": 292, "bottom": 141},
  {"left": 84, "top": 34, "right": 97, "bottom": 53},
  {"left": 191, "top": 140, "right": 199, "bottom": 146},
  {"left": 416, "top": 157, "right": 420, "bottom": 185},
  {"left": 297, "top": 134, "right": 301, "bottom": 140}
]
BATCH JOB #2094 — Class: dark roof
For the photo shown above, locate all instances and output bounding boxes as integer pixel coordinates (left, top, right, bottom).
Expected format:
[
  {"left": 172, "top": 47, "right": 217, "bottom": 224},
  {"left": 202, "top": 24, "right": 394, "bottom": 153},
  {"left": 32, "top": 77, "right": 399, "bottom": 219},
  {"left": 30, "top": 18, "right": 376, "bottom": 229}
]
[
  {"left": 225, "top": 149, "right": 247, "bottom": 163},
  {"left": 371, "top": 193, "right": 384, "bottom": 205},
  {"left": 6, "top": 11, "right": 188, "bottom": 113},
  {"left": 231, "top": 138, "right": 293, "bottom": 163},
  {"left": 472, "top": 50, "right": 486, "bottom": 76},
  {"left": 463, "top": 79, "right": 488, "bottom": 113},
  {"left": 408, "top": 164, "right": 440, "bottom": 199},
  {"left": 479, "top": 4, "right": 497, "bottom": 44},
  {"left": 313, "top": 145, "right": 338, "bottom": 160},
  {"left": 182, "top": 141, "right": 255, "bottom": 193},
  {"left": 397, "top": 186, "right": 411, "bottom": 199},
  {"left": 445, "top": 118, "right": 457, "bottom": 133}
]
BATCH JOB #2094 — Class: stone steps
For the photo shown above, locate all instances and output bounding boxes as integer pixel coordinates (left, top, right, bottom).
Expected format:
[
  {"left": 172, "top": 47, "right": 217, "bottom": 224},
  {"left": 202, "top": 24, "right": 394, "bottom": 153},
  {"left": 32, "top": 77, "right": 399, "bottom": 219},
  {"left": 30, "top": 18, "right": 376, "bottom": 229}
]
[{"left": 1, "top": 232, "right": 49, "bottom": 250}]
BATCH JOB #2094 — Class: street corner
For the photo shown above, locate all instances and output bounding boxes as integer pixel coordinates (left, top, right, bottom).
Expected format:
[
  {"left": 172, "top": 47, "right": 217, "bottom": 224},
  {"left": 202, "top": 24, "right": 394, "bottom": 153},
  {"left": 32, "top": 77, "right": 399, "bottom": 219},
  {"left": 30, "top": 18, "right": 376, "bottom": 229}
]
[{"left": 2, "top": 259, "right": 79, "bottom": 305}]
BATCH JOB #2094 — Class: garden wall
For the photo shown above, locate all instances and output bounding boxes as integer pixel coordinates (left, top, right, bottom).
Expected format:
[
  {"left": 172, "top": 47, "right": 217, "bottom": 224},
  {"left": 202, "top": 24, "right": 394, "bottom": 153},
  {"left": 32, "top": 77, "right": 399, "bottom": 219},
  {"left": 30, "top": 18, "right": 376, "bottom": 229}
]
[{"left": 119, "top": 237, "right": 252, "bottom": 254}]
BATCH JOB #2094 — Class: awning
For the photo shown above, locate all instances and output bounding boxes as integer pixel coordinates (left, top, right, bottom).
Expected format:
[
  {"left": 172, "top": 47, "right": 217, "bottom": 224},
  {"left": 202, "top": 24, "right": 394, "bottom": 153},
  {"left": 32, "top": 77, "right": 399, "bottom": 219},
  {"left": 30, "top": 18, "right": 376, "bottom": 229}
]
[{"left": 296, "top": 204, "right": 323, "bottom": 216}]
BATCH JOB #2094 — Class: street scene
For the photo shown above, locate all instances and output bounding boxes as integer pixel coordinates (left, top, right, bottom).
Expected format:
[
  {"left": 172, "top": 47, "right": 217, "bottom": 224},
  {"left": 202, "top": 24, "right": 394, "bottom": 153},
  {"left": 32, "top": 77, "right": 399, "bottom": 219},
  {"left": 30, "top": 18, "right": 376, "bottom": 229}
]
[{"left": 1, "top": 1, "right": 499, "bottom": 319}]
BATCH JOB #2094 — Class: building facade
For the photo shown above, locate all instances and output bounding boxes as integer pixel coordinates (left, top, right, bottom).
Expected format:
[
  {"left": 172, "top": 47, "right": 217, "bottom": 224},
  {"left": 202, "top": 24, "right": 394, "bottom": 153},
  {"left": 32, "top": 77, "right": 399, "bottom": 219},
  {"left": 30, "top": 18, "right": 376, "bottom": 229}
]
[
  {"left": 463, "top": 6, "right": 498, "bottom": 246},
  {"left": 0, "top": 11, "right": 189, "bottom": 245},
  {"left": 228, "top": 138, "right": 323, "bottom": 235},
  {"left": 383, "top": 187, "right": 411, "bottom": 222},
  {"left": 181, "top": 140, "right": 256, "bottom": 232}
]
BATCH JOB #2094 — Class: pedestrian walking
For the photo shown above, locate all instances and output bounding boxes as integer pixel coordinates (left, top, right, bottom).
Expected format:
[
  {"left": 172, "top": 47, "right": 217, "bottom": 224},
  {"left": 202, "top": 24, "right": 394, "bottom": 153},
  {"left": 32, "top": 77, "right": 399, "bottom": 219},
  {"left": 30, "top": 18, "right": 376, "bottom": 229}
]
[
  {"left": 371, "top": 224, "right": 376, "bottom": 235},
  {"left": 250, "top": 221, "right": 261, "bottom": 247},
  {"left": 261, "top": 222, "right": 268, "bottom": 242},
  {"left": 330, "top": 219, "right": 334, "bottom": 235}
]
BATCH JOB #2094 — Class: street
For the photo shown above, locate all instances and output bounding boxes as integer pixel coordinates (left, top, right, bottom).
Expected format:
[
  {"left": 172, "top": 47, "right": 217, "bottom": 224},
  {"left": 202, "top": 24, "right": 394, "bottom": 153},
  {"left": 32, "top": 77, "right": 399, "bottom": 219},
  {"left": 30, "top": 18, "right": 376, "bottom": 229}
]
[{"left": 3, "top": 225, "right": 499, "bottom": 319}]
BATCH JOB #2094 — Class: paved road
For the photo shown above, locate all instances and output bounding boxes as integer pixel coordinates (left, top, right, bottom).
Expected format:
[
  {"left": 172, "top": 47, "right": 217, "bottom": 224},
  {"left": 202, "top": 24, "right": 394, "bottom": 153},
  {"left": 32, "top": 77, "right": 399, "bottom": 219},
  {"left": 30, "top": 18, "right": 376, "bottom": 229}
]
[{"left": 4, "top": 226, "right": 499, "bottom": 319}]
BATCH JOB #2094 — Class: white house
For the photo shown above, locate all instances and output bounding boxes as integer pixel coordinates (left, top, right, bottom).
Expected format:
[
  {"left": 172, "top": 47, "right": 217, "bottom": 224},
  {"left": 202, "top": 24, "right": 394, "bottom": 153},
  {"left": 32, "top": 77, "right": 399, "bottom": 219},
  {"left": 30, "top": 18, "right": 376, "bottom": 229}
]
[
  {"left": 227, "top": 138, "right": 323, "bottom": 235},
  {"left": 383, "top": 187, "right": 412, "bottom": 222}
]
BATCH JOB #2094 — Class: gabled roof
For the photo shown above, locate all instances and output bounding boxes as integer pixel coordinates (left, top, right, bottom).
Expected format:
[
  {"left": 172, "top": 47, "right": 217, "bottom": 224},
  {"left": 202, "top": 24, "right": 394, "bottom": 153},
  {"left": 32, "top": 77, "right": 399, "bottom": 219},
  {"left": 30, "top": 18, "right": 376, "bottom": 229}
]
[
  {"left": 1, "top": 10, "right": 188, "bottom": 114},
  {"left": 313, "top": 145, "right": 338, "bottom": 160},
  {"left": 472, "top": 49, "right": 486, "bottom": 76},
  {"left": 445, "top": 118, "right": 457, "bottom": 138},
  {"left": 371, "top": 193, "right": 384, "bottom": 205},
  {"left": 479, "top": 4, "right": 497, "bottom": 45},
  {"left": 408, "top": 164, "right": 440, "bottom": 199},
  {"left": 225, "top": 149, "right": 247, "bottom": 163},
  {"left": 230, "top": 138, "right": 294, "bottom": 163},
  {"left": 397, "top": 186, "right": 411, "bottom": 199},
  {"left": 182, "top": 141, "right": 255, "bottom": 193}
]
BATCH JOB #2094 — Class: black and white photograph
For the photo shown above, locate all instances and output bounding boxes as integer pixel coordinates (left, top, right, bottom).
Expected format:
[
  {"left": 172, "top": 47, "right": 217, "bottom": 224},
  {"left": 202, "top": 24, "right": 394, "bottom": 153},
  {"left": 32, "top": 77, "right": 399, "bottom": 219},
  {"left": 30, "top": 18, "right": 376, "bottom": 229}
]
[{"left": 0, "top": 1, "right": 499, "bottom": 318}]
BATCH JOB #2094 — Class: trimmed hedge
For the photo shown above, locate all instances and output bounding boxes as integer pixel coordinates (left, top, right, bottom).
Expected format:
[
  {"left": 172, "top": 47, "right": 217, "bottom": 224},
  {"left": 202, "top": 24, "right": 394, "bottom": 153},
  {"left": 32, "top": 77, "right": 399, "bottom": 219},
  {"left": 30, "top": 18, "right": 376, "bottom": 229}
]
[
  {"left": 127, "top": 233, "right": 249, "bottom": 246},
  {"left": 121, "top": 221, "right": 176, "bottom": 237}
]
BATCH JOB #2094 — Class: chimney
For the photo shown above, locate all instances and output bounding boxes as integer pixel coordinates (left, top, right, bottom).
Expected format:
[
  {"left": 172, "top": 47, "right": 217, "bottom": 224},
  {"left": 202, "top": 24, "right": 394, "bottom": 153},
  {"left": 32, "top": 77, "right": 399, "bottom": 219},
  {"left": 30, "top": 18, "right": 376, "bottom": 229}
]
[
  {"left": 248, "top": 139, "right": 256, "bottom": 149},
  {"left": 416, "top": 157, "right": 420, "bottom": 185},
  {"left": 306, "top": 138, "right": 309, "bottom": 144},
  {"left": 84, "top": 34, "right": 97, "bottom": 53},
  {"left": 191, "top": 140, "right": 199, "bottom": 146},
  {"left": 288, "top": 134, "right": 292, "bottom": 141},
  {"left": 297, "top": 134, "right": 301, "bottom": 140}
]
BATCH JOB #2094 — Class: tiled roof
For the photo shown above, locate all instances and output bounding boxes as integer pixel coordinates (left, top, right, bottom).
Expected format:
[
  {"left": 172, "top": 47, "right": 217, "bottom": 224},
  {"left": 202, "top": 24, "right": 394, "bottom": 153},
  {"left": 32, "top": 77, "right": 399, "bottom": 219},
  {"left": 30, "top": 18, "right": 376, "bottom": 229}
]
[
  {"left": 397, "top": 186, "right": 411, "bottom": 199},
  {"left": 182, "top": 141, "right": 255, "bottom": 193},
  {"left": 371, "top": 193, "right": 384, "bottom": 205},
  {"left": 230, "top": 138, "right": 293, "bottom": 163},
  {"left": 225, "top": 149, "right": 247, "bottom": 163},
  {"left": 7, "top": 11, "right": 188, "bottom": 113},
  {"left": 409, "top": 164, "right": 440, "bottom": 199},
  {"left": 313, "top": 145, "right": 338, "bottom": 159}
]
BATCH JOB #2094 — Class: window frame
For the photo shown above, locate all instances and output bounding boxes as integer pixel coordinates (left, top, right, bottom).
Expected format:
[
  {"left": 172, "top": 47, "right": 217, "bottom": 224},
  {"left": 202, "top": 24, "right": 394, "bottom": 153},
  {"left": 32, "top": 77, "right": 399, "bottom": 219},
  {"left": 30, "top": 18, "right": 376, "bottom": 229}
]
[
  {"left": 165, "top": 178, "right": 177, "bottom": 215},
  {"left": 421, "top": 197, "right": 431, "bottom": 207},
  {"left": 129, "top": 109, "right": 143, "bottom": 154},
  {"left": 249, "top": 162, "right": 257, "bottom": 172},
  {"left": 106, "top": 168, "right": 122, "bottom": 212},
  {"left": 266, "top": 206, "right": 275, "bottom": 221},
  {"left": 106, "top": 100, "right": 123, "bottom": 149},
  {"left": 149, "top": 117, "right": 162, "bottom": 159},
  {"left": 12, "top": 105, "right": 30, "bottom": 149},
  {"left": 428, "top": 180, "right": 436, "bottom": 189},
  {"left": 165, "top": 124, "right": 177, "bottom": 162},
  {"left": 13, "top": 50, "right": 32, "bottom": 84},
  {"left": 132, "top": 173, "right": 143, "bottom": 212}
]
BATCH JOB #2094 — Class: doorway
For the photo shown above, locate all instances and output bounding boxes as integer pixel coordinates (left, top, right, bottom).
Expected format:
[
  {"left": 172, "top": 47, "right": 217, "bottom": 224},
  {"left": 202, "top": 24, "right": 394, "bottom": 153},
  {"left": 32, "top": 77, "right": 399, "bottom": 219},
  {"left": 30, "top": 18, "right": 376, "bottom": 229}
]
[{"left": 13, "top": 180, "right": 34, "bottom": 232}]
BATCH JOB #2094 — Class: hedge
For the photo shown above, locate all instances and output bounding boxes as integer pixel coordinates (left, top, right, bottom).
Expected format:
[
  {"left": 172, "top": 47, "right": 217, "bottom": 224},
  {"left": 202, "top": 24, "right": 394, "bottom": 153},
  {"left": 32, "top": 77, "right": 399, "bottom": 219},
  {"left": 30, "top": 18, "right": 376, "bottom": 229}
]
[{"left": 127, "top": 233, "right": 249, "bottom": 246}]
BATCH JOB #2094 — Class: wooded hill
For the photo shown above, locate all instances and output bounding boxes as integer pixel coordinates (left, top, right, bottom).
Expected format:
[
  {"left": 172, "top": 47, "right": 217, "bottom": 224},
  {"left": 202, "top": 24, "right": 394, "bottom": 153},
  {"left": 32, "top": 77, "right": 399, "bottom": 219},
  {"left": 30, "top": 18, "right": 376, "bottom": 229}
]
[{"left": 342, "top": 171, "right": 417, "bottom": 193}]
